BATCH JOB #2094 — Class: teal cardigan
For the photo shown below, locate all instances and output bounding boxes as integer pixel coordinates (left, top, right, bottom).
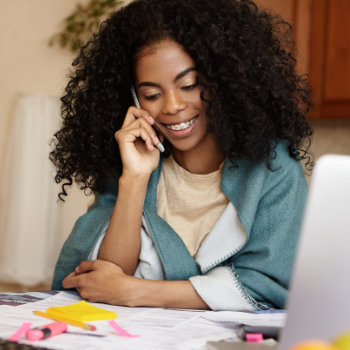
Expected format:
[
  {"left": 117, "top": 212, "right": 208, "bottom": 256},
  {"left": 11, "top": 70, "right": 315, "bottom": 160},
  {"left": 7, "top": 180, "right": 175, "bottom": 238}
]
[{"left": 52, "top": 143, "right": 307, "bottom": 309}]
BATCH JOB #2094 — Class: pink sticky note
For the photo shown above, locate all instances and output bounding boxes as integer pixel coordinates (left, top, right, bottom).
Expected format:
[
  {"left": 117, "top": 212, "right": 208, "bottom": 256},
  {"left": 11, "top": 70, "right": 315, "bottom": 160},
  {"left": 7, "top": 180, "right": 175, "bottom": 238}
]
[
  {"left": 108, "top": 320, "right": 139, "bottom": 338},
  {"left": 8, "top": 322, "right": 32, "bottom": 342},
  {"left": 246, "top": 333, "right": 264, "bottom": 342}
]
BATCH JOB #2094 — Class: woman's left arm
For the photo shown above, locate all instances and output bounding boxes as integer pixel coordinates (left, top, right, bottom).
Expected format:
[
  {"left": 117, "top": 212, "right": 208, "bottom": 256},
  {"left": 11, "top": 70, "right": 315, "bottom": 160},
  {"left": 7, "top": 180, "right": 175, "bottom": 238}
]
[{"left": 62, "top": 260, "right": 209, "bottom": 309}]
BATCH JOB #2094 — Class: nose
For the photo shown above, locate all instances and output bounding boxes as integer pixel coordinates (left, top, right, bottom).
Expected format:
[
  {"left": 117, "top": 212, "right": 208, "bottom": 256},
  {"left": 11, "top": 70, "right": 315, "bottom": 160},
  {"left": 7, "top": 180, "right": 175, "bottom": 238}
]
[{"left": 162, "top": 90, "right": 187, "bottom": 115}]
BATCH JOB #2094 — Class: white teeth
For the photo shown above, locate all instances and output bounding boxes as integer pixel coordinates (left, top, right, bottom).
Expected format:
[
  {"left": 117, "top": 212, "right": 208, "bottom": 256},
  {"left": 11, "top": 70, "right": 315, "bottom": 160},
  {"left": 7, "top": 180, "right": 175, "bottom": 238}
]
[{"left": 166, "top": 117, "right": 197, "bottom": 131}]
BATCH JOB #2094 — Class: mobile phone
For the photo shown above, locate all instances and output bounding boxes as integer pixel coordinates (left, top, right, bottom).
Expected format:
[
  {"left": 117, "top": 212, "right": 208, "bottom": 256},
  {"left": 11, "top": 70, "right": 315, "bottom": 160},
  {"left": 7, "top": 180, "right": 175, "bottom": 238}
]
[
  {"left": 131, "top": 86, "right": 141, "bottom": 108},
  {"left": 130, "top": 86, "right": 164, "bottom": 152}
]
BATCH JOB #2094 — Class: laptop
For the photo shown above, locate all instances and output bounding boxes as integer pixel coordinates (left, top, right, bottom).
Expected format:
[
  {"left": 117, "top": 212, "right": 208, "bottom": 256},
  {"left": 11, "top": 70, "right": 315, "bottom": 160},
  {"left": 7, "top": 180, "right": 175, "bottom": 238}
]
[
  {"left": 207, "top": 154, "right": 350, "bottom": 350},
  {"left": 279, "top": 154, "right": 350, "bottom": 349}
]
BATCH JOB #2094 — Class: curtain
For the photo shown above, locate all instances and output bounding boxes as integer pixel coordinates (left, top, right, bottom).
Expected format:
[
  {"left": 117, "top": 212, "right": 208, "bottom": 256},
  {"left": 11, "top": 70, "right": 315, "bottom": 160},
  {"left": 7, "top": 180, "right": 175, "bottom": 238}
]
[{"left": 0, "top": 94, "right": 61, "bottom": 286}]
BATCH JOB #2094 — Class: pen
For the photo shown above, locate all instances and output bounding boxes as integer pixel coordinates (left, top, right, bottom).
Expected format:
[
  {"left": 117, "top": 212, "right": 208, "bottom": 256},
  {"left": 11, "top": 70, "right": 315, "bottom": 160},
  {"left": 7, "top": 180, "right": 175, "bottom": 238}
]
[
  {"left": 26, "top": 322, "right": 67, "bottom": 341},
  {"left": 130, "top": 86, "right": 165, "bottom": 153},
  {"left": 33, "top": 310, "right": 96, "bottom": 331}
]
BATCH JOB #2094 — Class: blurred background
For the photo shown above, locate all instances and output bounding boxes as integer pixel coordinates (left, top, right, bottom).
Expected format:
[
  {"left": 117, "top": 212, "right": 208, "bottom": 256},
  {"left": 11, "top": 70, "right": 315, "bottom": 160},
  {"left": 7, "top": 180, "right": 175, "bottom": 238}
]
[{"left": 0, "top": 0, "right": 349, "bottom": 291}]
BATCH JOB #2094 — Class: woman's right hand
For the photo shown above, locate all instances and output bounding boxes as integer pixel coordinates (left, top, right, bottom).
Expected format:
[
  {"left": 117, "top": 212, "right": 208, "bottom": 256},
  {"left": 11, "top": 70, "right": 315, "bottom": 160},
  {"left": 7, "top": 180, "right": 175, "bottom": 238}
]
[{"left": 115, "top": 106, "right": 161, "bottom": 178}]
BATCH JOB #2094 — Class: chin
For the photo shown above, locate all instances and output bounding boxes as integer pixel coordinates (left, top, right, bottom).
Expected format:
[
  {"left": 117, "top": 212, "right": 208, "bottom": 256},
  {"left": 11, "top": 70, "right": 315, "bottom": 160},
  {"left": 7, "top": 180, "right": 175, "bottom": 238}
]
[{"left": 167, "top": 137, "right": 203, "bottom": 153}]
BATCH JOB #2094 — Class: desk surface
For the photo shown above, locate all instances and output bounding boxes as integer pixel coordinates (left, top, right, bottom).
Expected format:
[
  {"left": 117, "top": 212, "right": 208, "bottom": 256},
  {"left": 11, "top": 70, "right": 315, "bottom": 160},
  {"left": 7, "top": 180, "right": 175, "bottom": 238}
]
[{"left": 0, "top": 291, "right": 284, "bottom": 350}]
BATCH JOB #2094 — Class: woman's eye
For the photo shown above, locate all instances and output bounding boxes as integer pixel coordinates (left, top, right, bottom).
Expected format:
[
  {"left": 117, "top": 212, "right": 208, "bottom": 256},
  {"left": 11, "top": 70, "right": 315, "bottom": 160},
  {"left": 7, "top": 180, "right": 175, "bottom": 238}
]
[
  {"left": 182, "top": 82, "right": 198, "bottom": 90},
  {"left": 144, "top": 93, "right": 160, "bottom": 100}
]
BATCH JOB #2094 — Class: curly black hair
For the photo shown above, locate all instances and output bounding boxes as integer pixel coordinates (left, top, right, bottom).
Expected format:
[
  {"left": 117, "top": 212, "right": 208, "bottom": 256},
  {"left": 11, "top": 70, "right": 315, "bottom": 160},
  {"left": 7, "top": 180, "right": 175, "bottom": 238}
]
[{"left": 50, "top": 0, "right": 313, "bottom": 200}]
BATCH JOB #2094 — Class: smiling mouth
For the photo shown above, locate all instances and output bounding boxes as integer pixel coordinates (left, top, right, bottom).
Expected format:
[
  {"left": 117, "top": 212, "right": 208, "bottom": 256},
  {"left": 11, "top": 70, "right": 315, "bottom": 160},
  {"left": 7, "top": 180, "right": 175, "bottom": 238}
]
[{"left": 164, "top": 115, "right": 199, "bottom": 131}]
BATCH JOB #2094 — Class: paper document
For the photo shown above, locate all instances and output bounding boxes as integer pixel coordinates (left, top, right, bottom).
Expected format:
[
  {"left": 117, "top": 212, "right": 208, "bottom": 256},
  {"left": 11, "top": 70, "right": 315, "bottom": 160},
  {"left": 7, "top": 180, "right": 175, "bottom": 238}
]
[
  {"left": 0, "top": 291, "right": 285, "bottom": 350},
  {"left": 201, "top": 310, "right": 286, "bottom": 327}
]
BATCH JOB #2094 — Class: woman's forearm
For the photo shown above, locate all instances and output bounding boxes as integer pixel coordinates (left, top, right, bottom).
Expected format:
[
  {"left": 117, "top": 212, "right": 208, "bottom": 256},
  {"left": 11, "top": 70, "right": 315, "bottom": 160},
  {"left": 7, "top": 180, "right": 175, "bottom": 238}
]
[
  {"left": 98, "top": 174, "right": 149, "bottom": 275},
  {"left": 125, "top": 278, "right": 210, "bottom": 309}
]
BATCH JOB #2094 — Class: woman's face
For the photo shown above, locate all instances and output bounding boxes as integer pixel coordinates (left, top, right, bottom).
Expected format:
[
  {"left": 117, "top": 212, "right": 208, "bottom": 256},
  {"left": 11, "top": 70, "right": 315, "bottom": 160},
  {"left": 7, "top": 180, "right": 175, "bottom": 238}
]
[{"left": 134, "top": 39, "right": 211, "bottom": 154}]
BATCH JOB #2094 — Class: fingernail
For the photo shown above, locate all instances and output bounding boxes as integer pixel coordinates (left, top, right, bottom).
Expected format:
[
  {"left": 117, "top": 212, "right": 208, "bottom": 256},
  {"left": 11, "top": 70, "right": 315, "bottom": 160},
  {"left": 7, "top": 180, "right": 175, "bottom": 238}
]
[{"left": 153, "top": 136, "right": 160, "bottom": 144}]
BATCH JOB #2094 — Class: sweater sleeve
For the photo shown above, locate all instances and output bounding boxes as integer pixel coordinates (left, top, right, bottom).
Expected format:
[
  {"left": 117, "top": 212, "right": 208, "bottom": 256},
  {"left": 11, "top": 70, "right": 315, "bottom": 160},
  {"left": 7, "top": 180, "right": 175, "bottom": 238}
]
[
  {"left": 231, "top": 157, "right": 308, "bottom": 309},
  {"left": 51, "top": 187, "right": 117, "bottom": 290}
]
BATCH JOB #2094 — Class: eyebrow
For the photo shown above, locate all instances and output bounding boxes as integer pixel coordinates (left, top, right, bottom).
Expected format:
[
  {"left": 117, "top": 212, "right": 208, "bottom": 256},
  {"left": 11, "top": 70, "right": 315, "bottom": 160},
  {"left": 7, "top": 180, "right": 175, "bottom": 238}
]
[{"left": 138, "top": 67, "right": 196, "bottom": 89}]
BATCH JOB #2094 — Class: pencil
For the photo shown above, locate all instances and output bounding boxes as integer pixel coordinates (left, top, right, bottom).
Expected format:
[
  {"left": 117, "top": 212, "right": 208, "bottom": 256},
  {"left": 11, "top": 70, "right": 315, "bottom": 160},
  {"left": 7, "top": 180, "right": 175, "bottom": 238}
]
[{"left": 33, "top": 310, "right": 96, "bottom": 331}]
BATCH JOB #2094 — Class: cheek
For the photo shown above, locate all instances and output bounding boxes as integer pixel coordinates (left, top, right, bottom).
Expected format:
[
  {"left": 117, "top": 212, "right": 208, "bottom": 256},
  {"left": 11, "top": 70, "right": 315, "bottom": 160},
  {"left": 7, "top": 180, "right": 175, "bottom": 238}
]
[
  {"left": 196, "top": 109, "right": 209, "bottom": 134},
  {"left": 190, "top": 93, "right": 206, "bottom": 112},
  {"left": 142, "top": 102, "right": 162, "bottom": 120},
  {"left": 199, "top": 115, "right": 209, "bottom": 132}
]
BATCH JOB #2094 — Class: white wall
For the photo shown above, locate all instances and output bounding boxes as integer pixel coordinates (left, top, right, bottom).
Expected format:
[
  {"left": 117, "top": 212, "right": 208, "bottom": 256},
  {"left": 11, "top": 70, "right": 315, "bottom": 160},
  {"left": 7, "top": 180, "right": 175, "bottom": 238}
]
[{"left": 0, "top": 0, "right": 92, "bottom": 257}]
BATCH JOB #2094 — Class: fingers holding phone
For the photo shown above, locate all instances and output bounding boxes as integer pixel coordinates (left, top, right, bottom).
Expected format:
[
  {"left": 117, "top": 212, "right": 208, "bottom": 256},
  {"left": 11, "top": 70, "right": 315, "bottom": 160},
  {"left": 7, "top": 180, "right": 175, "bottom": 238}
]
[
  {"left": 130, "top": 87, "right": 165, "bottom": 153},
  {"left": 117, "top": 106, "right": 160, "bottom": 150},
  {"left": 115, "top": 106, "right": 161, "bottom": 177}
]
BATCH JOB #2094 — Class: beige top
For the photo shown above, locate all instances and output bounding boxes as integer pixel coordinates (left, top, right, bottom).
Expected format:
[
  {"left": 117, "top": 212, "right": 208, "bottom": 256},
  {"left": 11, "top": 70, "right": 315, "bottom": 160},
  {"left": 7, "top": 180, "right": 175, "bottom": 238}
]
[{"left": 156, "top": 155, "right": 229, "bottom": 257}]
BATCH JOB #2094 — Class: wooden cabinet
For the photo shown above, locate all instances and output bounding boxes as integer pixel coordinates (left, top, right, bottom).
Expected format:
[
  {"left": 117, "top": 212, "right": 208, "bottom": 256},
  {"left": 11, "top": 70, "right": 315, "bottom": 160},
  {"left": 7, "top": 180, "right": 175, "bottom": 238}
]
[
  {"left": 309, "top": 0, "right": 350, "bottom": 119},
  {"left": 257, "top": 0, "right": 350, "bottom": 119}
]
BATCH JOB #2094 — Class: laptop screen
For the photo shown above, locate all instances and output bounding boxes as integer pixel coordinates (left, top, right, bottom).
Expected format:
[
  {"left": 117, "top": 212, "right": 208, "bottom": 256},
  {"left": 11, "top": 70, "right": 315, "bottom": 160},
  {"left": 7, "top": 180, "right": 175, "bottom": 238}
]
[{"left": 279, "top": 155, "right": 350, "bottom": 349}]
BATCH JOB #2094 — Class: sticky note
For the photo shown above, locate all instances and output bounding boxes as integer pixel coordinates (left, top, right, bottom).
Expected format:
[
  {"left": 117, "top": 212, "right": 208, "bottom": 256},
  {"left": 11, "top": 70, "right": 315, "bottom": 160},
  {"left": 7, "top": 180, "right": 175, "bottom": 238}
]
[
  {"left": 108, "top": 320, "right": 140, "bottom": 338},
  {"left": 46, "top": 300, "right": 117, "bottom": 322}
]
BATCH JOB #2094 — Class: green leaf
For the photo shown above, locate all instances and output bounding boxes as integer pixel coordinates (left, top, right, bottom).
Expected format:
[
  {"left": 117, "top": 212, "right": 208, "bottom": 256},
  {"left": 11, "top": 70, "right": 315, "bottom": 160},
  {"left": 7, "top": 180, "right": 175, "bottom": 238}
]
[{"left": 48, "top": 0, "right": 124, "bottom": 52}]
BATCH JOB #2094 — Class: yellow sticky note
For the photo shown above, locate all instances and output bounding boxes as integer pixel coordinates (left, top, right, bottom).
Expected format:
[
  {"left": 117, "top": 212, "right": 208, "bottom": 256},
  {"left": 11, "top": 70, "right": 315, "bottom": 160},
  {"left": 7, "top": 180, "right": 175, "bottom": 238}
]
[{"left": 46, "top": 300, "right": 117, "bottom": 322}]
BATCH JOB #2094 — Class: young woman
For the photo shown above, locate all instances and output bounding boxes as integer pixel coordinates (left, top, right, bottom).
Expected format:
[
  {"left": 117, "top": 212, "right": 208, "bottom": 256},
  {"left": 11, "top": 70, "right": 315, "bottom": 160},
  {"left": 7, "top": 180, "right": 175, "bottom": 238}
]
[{"left": 50, "top": 0, "right": 313, "bottom": 311}]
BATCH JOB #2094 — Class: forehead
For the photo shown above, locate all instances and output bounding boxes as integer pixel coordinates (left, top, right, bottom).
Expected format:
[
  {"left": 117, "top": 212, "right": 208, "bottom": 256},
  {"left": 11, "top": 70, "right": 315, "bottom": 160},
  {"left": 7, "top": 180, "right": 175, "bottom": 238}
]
[{"left": 135, "top": 39, "right": 195, "bottom": 81}]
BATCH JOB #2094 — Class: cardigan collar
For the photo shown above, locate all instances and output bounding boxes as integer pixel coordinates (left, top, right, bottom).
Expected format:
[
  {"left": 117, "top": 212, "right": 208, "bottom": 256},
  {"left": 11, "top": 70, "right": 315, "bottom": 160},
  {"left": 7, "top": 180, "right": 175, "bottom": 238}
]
[{"left": 142, "top": 156, "right": 262, "bottom": 280}]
